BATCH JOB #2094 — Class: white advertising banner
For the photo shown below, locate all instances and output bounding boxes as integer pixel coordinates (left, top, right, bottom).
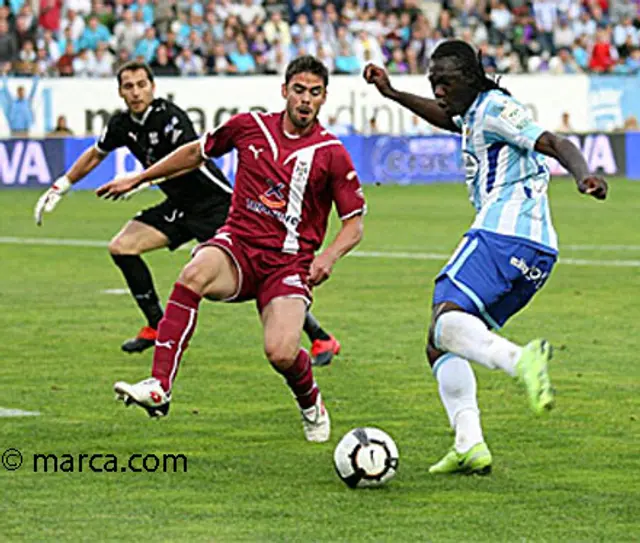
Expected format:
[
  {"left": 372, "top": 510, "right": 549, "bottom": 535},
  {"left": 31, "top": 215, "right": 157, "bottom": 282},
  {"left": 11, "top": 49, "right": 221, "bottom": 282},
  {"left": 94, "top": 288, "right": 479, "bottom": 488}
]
[{"left": 0, "top": 74, "right": 590, "bottom": 138}]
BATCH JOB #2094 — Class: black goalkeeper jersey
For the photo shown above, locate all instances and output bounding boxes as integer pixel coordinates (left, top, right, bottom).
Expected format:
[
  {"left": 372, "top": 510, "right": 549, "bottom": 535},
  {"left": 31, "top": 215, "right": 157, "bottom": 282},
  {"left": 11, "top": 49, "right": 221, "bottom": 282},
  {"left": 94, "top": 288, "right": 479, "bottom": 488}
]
[{"left": 95, "top": 98, "right": 232, "bottom": 212}]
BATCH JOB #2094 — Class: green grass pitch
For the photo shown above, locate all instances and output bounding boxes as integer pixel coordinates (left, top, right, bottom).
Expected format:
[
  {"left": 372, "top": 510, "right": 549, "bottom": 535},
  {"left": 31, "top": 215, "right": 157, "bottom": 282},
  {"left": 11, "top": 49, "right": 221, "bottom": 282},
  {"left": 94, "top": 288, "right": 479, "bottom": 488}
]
[{"left": 0, "top": 180, "right": 638, "bottom": 541}]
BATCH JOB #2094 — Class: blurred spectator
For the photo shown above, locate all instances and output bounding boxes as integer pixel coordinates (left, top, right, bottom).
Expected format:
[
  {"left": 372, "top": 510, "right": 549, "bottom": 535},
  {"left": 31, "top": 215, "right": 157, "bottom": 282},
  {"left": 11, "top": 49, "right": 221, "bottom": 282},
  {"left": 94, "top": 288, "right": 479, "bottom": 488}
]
[
  {"left": 0, "top": 18, "right": 18, "bottom": 64},
  {"left": 362, "top": 116, "right": 378, "bottom": 135},
  {"left": 229, "top": 37, "right": 256, "bottom": 73},
  {"left": 38, "top": 0, "right": 62, "bottom": 33},
  {"left": 623, "top": 115, "right": 639, "bottom": 131},
  {"left": 56, "top": 42, "right": 75, "bottom": 76},
  {"left": 79, "top": 15, "right": 112, "bottom": 52},
  {"left": 533, "top": 0, "right": 558, "bottom": 53},
  {"left": 613, "top": 16, "right": 638, "bottom": 52},
  {"left": 15, "top": 39, "right": 37, "bottom": 74},
  {"left": 489, "top": 1, "right": 512, "bottom": 44},
  {"left": 334, "top": 43, "right": 360, "bottom": 74},
  {"left": 557, "top": 111, "right": 573, "bottom": 132},
  {"left": 90, "top": 42, "right": 115, "bottom": 77},
  {"left": 66, "top": 0, "right": 91, "bottom": 17},
  {"left": 113, "top": 9, "right": 145, "bottom": 54},
  {"left": 151, "top": 44, "right": 179, "bottom": 75},
  {"left": 236, "top": 0, "right": 266, "bottom": 26},
  {"left": 130, "top": 0, "right": 155, "bottom": 27},
  {"left": 39, "top": 30, "right": 61, "bottom": 63},
  {"left": 589, "top": 28, "right": 616, "bottom": 72},
  {"left": 1, "top": 0, "right": 636, "bottom": 79},
  {"left": 60, "top": 9, "right": 85, "bottom": 41},
  {"left": 162, "top": 30, "right": 183, "bottom": 62},
  {"left": 611, "top": 0, "right": 637, "bottom": 22},
  {"left": 1, "top": 62, "right": 39, "bottom": 136},
  {"left": 572, "top": 9, "right": 597, "bottom": 40},
  {"left": 47, "top": 114, "right": 73, "bottom": 136},
  {"left": 72, "top": 48, "right": 93, "bottom": 76},
  {"left": 554, "top": 15, "right": 575, "bottom": 50},
  {"left": 176, "top": 47, "right": 204, "bottom": 76},
  {"left": 387, "top": 48, "right": 408, "bottom": 73},
  {"left": 550, "top": 46, "right": 582, "bottom": 73},
  {"left": 572, "top": 36, "right": 590, "bottom": 70},
  {"left": 58, "top": 26, "right": 78, "bottom": 55},
  {"left": 627, "top": 47, "right": 640, "bottom": 71},
  {"left": 133, "top": 26, "right": 160, "bottom": 63},
  {"left": 35, "top": 45, "right": 54, "bottom": 75}
]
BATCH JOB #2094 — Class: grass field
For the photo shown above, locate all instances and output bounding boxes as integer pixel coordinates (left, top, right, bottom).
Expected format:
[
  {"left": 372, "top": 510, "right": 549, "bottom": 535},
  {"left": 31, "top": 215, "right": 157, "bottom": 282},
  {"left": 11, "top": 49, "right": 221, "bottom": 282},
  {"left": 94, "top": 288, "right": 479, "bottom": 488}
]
[{"left": 1, "top": 180, "right": 639, "bottom": 542}]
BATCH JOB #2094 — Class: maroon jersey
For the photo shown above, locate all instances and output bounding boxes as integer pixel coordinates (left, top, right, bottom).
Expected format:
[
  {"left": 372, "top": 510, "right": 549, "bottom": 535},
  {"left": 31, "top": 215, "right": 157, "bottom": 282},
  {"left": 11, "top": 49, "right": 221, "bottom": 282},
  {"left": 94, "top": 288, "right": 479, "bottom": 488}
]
[{"left": 199, "top": 111, "right": 366, "bottom": 254}]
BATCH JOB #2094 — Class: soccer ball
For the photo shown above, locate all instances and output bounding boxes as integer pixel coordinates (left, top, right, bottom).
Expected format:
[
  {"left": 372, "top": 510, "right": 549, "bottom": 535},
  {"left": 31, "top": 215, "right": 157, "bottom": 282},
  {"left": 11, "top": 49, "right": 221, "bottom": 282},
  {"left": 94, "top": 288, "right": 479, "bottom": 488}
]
[{"left": 333, "top": 427, "right": 399, "bottom": 488}]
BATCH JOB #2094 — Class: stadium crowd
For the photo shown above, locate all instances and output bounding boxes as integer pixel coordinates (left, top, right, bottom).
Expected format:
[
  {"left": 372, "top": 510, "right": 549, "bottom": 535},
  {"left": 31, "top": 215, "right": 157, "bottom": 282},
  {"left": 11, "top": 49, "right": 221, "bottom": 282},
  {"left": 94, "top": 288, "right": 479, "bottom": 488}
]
[{"left": 0, "top": 0, "right": 639, "bottom": 78}]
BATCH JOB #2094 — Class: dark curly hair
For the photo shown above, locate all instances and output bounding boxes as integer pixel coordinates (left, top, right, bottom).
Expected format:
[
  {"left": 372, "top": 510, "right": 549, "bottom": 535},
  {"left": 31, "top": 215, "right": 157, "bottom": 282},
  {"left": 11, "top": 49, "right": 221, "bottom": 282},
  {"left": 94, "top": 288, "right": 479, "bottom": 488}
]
[{"left": 431, "top": 40, "right": 511, "bottom": 96}]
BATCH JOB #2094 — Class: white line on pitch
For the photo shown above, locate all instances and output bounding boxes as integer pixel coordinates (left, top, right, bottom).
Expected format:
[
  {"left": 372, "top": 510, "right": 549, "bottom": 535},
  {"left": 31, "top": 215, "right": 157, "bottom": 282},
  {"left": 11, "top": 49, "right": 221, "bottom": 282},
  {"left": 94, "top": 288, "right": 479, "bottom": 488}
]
[
  {"left": 2, "top": 236, "right": 640, "bottom": 267},
  {"left": 0, "top": 407, "right": 40, "bottom": 417}
]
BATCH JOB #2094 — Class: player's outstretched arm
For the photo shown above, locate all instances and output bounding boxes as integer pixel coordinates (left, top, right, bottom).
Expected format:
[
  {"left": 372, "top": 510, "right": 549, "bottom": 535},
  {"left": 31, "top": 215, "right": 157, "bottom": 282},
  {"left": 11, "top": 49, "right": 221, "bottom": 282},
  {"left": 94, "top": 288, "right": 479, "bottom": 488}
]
[
  {"left": 34, "top": 147, "right": 106, "bottom": 226},
  {"left": 535, "top": 132, "right": 608, "bottom": 200},
  {"left": 309, "top": 215, "right": 364, "bottom": 287},
  {"left": 96, "top": 140, "right": 204, "bottom": 200},
  {"left": 363, "top": 63, "right": 460, "bottom": 133}
]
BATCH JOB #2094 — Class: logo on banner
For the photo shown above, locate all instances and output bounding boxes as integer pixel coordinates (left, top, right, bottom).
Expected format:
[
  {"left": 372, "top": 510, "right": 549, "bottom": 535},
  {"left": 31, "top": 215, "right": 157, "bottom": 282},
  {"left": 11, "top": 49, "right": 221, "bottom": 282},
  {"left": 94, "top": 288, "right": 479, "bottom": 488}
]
[
  {"left": 0, "top": 141, "right": 53, "bottom": 186},
  {"left": 370, "top": 136, "right": 462, "bottom": 184}
]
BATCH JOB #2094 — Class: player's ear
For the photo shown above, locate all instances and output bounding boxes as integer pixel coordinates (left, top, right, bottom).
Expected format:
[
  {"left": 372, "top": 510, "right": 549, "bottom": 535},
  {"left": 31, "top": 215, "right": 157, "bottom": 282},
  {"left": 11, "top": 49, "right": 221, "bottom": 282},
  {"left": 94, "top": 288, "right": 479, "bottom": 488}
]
[{"left": 281, "top": 83, "right": 287, "bottom": 100}]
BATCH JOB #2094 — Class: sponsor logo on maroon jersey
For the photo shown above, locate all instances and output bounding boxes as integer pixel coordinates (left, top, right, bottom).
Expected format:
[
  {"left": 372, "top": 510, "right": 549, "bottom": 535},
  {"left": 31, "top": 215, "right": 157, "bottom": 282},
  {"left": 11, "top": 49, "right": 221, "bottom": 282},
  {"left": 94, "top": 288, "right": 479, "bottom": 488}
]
[{"left": 258, "top": 178, "right": 286, "bottom": 210}]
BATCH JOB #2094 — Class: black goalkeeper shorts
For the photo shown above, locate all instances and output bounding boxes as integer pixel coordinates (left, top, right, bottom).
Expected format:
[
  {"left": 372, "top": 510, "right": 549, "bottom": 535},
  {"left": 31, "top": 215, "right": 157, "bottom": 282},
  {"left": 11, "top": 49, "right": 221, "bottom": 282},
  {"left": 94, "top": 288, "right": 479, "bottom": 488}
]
[{"left": 134, "top": 198, "right": 229, "bottom": 251}]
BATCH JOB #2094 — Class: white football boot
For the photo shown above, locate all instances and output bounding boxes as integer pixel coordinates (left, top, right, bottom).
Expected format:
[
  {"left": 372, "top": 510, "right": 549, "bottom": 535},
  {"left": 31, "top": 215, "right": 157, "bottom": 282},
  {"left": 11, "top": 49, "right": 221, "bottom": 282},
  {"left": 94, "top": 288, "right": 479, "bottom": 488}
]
[
  {"left": 114, "top": 378, "right": 171, "bottom": 418},
  {"left": 300, "top": 393, "right": 330, "bottom": 442}
]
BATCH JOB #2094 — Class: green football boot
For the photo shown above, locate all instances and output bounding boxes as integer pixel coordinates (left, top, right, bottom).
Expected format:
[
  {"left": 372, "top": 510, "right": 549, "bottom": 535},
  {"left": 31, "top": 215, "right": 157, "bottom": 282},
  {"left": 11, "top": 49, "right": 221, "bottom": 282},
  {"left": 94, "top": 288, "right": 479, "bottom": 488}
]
[
  {"left": 428, "top": 442, "right": 492, "bottom": 475},
  {"left": 516, "top": 339, "right": 555, "bottom": 415}
]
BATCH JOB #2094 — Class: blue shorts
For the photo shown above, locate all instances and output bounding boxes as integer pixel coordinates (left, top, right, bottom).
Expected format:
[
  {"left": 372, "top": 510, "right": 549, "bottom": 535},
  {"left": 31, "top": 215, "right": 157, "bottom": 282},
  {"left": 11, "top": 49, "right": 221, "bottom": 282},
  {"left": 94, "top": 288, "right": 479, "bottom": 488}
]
[{"left": 433, "top": 229, "right": 557, "bottom": 329}]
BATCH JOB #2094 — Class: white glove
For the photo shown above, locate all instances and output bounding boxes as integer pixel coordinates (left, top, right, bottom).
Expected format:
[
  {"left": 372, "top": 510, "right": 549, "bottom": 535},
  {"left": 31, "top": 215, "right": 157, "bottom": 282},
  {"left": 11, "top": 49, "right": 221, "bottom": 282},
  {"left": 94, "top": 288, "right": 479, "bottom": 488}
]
[{"left": 34, "top": 176, "right": 72, "bottom": 226}]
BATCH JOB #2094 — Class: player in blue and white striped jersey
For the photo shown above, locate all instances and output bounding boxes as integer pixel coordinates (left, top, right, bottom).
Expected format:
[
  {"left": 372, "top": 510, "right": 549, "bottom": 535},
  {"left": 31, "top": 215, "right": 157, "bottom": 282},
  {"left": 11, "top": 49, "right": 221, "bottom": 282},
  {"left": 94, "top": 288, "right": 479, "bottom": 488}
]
[{"left": 365, "top": 40, "right": 608, "bottom": 475}]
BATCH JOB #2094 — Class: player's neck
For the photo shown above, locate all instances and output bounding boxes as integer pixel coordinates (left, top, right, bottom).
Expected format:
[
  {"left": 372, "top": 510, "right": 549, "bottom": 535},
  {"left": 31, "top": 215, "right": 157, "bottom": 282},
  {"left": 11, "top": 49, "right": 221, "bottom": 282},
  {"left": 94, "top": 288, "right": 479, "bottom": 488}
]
[{"left": 281, "top": 113, "right": 315, "bottom": 138}]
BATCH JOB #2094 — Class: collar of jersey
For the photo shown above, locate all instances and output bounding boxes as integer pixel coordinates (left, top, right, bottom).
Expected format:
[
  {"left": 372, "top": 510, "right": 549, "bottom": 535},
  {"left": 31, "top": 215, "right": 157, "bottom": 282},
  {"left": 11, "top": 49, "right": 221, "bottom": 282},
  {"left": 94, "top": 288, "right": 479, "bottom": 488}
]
[
  {"left": 461, "top": 91, "right": 491, "bottom": 125},
  {"left": 129, "top": 104, "right": 154, "bottom": 126}
]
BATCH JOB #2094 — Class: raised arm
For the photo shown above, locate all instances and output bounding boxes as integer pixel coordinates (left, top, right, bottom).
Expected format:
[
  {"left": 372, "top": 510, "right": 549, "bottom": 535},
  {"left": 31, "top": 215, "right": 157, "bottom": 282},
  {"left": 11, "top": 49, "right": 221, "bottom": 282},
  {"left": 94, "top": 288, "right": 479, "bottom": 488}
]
[
  {"left": 535, "top": 131, "right": 608, "bottom": 200},
  {"left": 363, "top": 63, "right": 460, "bottom": 133},
  {"left": 28, "top": 75, "right": 39, "bottom": 102}
]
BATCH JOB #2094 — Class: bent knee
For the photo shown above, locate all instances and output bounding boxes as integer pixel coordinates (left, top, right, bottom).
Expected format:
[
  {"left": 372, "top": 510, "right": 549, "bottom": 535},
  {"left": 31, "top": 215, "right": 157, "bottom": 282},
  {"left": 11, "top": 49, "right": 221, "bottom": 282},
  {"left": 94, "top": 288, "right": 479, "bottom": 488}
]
[
  {"left": 178, "top": 260, "right": 215, "bottom": 295},
  {"left": 426, "top": 342, "right": 445, "bottom": 367},
  {"left": 108, "top": 235, "right": 139, "bottom": 256},
  {"left": 264, "top": 340, "right": 298, "bottom": 368}
]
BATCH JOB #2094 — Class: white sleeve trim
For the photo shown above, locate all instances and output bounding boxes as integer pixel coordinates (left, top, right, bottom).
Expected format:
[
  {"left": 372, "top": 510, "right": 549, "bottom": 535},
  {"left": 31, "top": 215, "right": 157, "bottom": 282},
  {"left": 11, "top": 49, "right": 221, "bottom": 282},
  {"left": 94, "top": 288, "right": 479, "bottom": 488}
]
[
  {"left": 94, "top": 142, "right": 108, "bottom": 155},
  {"left": 340, "top": 206, "right": 367, "bottom": 220},
  {"left": 199, "top": 133, "right": 210, "bottom": 159}
]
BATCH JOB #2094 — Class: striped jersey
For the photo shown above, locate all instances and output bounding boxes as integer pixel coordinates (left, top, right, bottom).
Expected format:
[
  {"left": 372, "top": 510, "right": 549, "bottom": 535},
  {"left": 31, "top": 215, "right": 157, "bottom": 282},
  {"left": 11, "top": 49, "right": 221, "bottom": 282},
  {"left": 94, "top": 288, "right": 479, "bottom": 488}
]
[
  {"left": 200, "top": 111, "right": 366, "bottom": 254},
  {"left": 453, "top": 90, "right": 558, "bottom": 251}
]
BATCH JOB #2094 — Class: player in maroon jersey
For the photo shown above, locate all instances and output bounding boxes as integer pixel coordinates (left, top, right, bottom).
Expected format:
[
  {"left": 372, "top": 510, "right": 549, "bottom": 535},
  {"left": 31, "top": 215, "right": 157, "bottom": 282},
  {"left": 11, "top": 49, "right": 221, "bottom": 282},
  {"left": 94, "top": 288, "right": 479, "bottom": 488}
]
[{"left": 97, "top": 56, "right": 366, "bottom": 442}]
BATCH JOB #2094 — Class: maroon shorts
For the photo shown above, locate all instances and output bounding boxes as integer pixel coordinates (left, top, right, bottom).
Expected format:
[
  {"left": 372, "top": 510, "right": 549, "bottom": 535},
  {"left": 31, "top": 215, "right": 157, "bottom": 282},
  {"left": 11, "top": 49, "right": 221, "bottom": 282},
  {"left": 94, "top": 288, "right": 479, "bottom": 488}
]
[{"left": 194, "top": 231, "right": 313, "bottom": 312}]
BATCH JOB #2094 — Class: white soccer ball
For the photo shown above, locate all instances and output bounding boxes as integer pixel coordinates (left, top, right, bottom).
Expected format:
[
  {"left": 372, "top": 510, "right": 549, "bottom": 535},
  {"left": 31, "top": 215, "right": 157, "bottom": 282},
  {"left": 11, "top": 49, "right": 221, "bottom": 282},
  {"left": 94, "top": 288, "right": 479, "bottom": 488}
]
[{"left": 333, "top": 427, "right": 399, "bottom": 488}]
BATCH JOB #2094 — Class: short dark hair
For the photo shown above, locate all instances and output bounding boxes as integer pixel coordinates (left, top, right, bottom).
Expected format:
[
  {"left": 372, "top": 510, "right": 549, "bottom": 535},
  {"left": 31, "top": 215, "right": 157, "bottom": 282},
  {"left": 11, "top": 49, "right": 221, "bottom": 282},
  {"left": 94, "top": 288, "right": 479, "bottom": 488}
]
[
  {"left": 285, "top": 55, "right": 329, "bottom": 87},
  {"left": 116, "top": 61, "right": 154, "bottom": 86},
  {"left": 431, "top": 39, "right": 510, "bottom": 96}
]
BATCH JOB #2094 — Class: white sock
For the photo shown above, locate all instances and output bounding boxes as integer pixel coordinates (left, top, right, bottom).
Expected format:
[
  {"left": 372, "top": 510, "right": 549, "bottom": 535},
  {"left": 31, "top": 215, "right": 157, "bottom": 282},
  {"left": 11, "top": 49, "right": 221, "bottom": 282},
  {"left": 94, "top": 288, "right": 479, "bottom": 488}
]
[
  {"left": 434, "top": 311, "right": 521, "bottom": 377},
  {"left": 434, "top": 354, "right": 484, "bottom": 453}
]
